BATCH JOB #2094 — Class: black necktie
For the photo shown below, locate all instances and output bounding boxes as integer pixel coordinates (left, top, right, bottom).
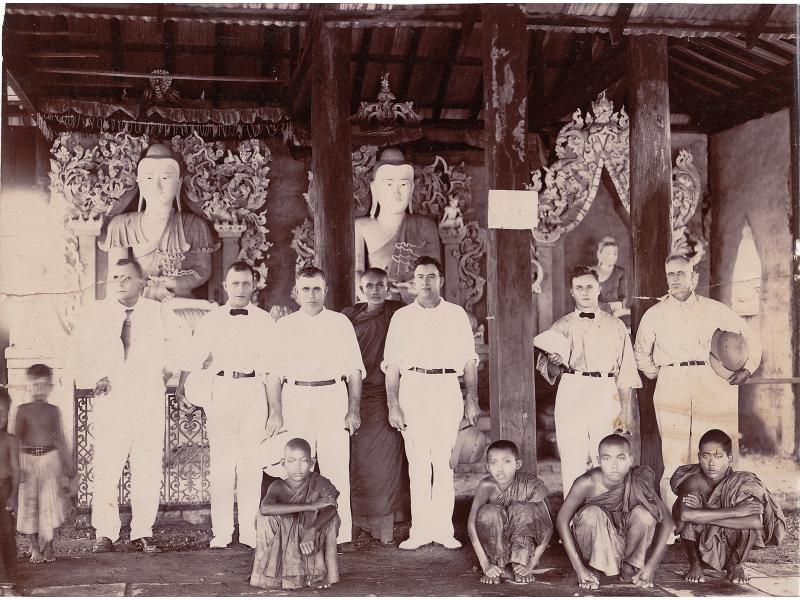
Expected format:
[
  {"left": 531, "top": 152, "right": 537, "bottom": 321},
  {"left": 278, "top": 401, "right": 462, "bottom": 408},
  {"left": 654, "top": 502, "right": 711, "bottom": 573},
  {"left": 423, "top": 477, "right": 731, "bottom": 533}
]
[
  {"left": 121, "top": 309, "right": 133, "bottom": 360},
  {"left": 579, "top": 312, "right": 595, "bottom": 319},
  {"left": 230, "top": 308, "right": 248, "bottom": 316}
]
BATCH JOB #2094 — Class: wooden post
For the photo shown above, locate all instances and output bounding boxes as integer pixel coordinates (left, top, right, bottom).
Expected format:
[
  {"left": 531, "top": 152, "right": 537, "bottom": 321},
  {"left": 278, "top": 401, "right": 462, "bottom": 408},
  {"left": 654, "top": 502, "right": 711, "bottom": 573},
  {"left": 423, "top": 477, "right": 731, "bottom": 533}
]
[
  {"left": 310, "top": 24, "right": 354, "bottom": 311},
  {"left": 628, "top": 36, "right": 673, "bottom": 474},
  {"left": 482, "top": 5, "right": 536, "bottom": 470},
  {"left": 790, "top": 88, "right": 800, "bottom": 460}
]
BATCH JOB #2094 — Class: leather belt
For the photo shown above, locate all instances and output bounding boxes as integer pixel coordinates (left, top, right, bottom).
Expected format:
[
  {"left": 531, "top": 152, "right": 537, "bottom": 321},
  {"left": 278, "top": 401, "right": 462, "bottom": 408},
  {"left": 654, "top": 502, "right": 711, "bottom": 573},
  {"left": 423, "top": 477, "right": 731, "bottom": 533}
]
[
  {"left": 669, "top": 361, "right": 706, "bottom": 367},
  {"left": 408, "top": 367, "right": 457, "bottom": 375},
  {"left": 216, "top": 370, "right": 256, "bottom": 379},
  {"left": 285, "top": 377, "right": 344, "bottom": 387},
  {"left": 565, "top": 369, "right": 614, "bottom": 378},
  {"left": 22, "top": 446, "right": 56, "bottom": 456}
]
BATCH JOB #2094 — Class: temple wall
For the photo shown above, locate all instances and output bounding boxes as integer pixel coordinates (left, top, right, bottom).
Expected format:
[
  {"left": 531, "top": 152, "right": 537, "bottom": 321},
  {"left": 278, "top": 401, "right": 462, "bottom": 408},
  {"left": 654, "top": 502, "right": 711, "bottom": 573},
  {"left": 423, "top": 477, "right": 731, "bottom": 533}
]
[{"left": 709, "top": 109, "right": 795, "bottom": 455}]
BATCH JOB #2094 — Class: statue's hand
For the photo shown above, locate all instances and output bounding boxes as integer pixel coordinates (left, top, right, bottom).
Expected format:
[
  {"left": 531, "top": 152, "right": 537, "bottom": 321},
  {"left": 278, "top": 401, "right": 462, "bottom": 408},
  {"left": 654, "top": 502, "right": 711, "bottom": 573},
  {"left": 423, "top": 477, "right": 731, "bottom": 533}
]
[{"left": 143, "top": 277, "right": 176, "bottom": 301}]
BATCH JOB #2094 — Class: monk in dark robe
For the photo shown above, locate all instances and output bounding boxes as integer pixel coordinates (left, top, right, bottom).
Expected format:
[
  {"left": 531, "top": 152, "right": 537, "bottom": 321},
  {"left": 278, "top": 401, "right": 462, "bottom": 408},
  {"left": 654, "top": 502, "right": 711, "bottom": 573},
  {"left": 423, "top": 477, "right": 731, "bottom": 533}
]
[
  {"left": 671, "top": 428, "right": 786, "bottom": 585},
  {"left": 342, "top": 268, "right": 408, "bottom": 545},
  {"left": 557, "top": 434, "right": 673, "bottom": 590},
  {"left": 250, "top": 438, "right": 340, "bottom": 591},
  {"left": 467, "top": 440, "right": 552, "bottom": 585}
]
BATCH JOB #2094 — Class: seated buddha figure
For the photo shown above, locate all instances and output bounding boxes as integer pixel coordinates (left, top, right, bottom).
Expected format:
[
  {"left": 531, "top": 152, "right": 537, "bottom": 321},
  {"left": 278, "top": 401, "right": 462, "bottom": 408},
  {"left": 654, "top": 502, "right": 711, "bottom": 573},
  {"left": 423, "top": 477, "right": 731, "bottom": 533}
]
[
  {"left": 354, "top": 148, "right": 441, "bottom": 303},
  {"left": 99, "top": 144, "right": 217, "bottom": 301}
]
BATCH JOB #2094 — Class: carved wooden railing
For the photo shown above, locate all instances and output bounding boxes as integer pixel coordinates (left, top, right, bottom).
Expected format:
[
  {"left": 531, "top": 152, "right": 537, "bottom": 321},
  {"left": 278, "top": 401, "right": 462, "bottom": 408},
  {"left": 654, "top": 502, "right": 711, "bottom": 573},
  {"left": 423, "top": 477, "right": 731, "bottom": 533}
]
[{"left": 73, "top": 387, "right": 210, "bottom": 509}]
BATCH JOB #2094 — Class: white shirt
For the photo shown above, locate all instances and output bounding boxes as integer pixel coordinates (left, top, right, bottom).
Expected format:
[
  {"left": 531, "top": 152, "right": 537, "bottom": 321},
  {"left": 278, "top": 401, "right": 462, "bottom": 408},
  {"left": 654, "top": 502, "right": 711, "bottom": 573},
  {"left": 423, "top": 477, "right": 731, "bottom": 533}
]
[
  {"left": 382, "top": 298, "right": 479, "bottom": 375},
  {"left": 537, "top": 308, "right": 642, "bottom": 390},
  {"left": 273, "top": 308, "right": 365, "bottom": 382},
  {"left": 189, "top": 303, "right": 276, "bottom": 376},
  {"left": 634, "top": 292, "right": 762, "bottom": 379},
  {"left": 69, "top": 296, "right": 186, "bottom": 398}
]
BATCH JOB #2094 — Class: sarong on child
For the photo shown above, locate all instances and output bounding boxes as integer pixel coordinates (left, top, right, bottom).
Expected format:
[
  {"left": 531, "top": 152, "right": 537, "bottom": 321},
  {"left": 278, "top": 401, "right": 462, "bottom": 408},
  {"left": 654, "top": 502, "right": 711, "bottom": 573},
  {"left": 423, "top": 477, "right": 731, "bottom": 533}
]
[
  {"left": 475, "top": 472, "right": 553, "bottom": 567},
  {"left": 250, "top": 472, "right": 340, "bottom": 590},
  {"left": 571, "top": 465, "right": 669, "bottom": 576},
  {"left": 670, "top": 464, "right": 786, "bottom": 571}
]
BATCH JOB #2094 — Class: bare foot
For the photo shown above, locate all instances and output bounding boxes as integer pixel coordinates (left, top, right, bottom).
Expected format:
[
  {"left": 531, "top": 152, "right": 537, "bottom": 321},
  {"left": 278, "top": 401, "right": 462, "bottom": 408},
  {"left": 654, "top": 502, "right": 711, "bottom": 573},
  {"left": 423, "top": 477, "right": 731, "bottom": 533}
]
[
  {"left": 619, "top": 562, "right": 636, "bottom": 583},
  {"left": 511, "top": 563, "right": 536, "bottom": 584},
  {"left": 29, "top": 549, "right": 45, "bottom": 564},
  {"left": 480, "top": 575, "right": 501, "bottom": 585},
  {"left": 685, "top": 564, "right": 706, "bottom": 583},
  {"left": 727, "top": 564, "right": 750, "bottom": 584},
  {"left": 42, "top": 542, "right": 55, "bottom": 563}
]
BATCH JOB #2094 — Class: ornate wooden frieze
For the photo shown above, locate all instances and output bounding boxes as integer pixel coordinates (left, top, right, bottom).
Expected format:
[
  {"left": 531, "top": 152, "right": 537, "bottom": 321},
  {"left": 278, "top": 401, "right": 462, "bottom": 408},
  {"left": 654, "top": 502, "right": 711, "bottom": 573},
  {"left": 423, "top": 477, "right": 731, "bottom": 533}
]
[
  {"left": 172, "top": 133, "right": 273, "bottom": 286},
  {"left": 528, "top": 91, "right": 705, "bottom": 262},
  {"left": 352, "top": 73, "right": 423, "bottom": 128}
]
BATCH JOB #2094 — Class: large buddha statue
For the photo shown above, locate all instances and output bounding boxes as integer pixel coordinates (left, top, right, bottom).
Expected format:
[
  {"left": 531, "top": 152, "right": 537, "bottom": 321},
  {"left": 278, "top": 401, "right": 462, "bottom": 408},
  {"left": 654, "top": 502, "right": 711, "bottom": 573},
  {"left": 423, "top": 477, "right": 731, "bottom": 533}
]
[
  {"left": 354, "top": 148, "right": 441, "bottom": 303},
  {"left": 99, "top": 144, "right": 217, "bottom": 301}
]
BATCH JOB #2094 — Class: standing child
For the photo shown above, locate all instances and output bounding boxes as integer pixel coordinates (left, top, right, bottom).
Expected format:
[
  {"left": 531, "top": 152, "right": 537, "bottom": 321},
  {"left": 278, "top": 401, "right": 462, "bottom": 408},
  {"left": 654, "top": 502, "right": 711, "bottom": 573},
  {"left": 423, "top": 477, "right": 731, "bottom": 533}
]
[
  {"left": 467, "top": 440, "right": 552, "bottom": 586},
  {"left": 0, "top": 388, "right": 20, "bottom": 596},
  {"left": 556, "top": 434, "right": 673, "bottom": 590},
  {"left": 15, "top": 364, "right": 73, "bottom": 563},
  {"left": 250, "top": 438, "right": 340, "bottom": 591}
]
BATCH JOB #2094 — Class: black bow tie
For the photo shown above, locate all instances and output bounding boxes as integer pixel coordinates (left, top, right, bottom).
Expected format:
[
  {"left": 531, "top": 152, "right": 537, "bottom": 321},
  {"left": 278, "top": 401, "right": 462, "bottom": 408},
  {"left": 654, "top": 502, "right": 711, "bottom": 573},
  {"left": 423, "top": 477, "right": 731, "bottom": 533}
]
[
  {"left": 230, "top": 308, "right": 249, "bottom": 316},
  {"left": 579, "top": 312, "right": 595, "bottom": 319}
]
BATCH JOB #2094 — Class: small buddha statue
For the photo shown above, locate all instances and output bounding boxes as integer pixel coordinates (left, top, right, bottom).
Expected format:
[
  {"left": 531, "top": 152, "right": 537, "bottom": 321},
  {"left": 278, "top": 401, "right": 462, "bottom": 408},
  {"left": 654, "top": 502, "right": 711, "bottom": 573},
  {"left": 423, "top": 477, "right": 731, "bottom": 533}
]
[
  {"left": 99, "top": 144, "right": 218, "bottom": 301},
  {"left": 354, "top": 148, "right": 441, "bottom": 303}
]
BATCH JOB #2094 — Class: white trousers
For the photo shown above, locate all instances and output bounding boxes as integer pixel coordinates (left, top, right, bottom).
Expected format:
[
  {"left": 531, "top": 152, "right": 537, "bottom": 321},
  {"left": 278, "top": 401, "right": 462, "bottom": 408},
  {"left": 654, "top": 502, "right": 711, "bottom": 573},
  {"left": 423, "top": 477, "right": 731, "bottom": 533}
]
[
  {"left": 554, "top": 374, "right": 620, "bottom": 496},
  {"left": 399, "top": 373, "right": 463, "bottom": 542},
  {"left": 206, "top": 377, "right": 268, "bottom": 547},
  {"left": 281, "top": 381, "right": 352, "bottom": 544},
  {"left": 91, "top": 395, "right": 164, "bottom": 542},
  {"left": 653, "top": 365, "right": 739, "bottom": 510}
]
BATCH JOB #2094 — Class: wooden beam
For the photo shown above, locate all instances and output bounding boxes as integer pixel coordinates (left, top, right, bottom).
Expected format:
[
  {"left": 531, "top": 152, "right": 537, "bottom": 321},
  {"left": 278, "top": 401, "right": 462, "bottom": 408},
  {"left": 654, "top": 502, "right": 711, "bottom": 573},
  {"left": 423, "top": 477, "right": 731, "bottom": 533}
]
[
  {"left": 526, "top": 30, "right": 545, "bottom": 123},
  {"left": 628, "top": 35, "right": 672, "bottom": 479},
  {"left": 33, "top": 67, "right": 285, "bottom": 84},
  {"left": 27, "top": 51, "right": 100, "bottom": 59},
  {"left": 286, "top": 8, "right": 323, "bottom": 119},
  {"left": 5, "top": 70, "right": 37, "bottom": 116},
  {"left": 670, "top": 44, "right": 784, "bottom": 92},
  {"left": 163, "top": 19, "right": 176, "bottom": 72},
  {"left": 682, "top": 38, "right": 771, "bottom": 78},
  {"left": 746, "top": 4, "right": 776, "bottom": 49},
  {"left": 432, "top": 29, "right": 462, "bottom": 121},
  {"left": 481, "top": 4, "right": 536, "bottom": 471},
  {"left": 311, "top": 23, "right": 354, "bottom": 310},
  {"left": 211, "top": 23, "right": 225, "bottom": 107},
  {"left": 397, "top": 27, "right": 423, "bottom": 100},
  {"left": 529, "top": 43, "right": 627, "bottom": 130},
  {"left": 609, "top": 3, "right": 634, "bottom": 46},
  {"left": 350, "top": 28, "right": 372, "bottom": 114}
]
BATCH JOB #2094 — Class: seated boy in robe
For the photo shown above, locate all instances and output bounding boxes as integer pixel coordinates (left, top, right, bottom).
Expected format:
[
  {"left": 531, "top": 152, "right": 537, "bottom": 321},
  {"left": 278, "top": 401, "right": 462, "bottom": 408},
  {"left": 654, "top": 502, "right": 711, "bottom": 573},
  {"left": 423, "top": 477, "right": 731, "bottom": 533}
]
[
  {"left": 249, "top": 438, "right": 340, "bottom": 590},
  {"left": 467, "top": 440, "right": 553, "bottom": 585},
  {"left": 556, "top": 434, "right": 673, "bottom": 590},
  {"left": 671, "top": 428, "right": 786, "bottom": 585}
]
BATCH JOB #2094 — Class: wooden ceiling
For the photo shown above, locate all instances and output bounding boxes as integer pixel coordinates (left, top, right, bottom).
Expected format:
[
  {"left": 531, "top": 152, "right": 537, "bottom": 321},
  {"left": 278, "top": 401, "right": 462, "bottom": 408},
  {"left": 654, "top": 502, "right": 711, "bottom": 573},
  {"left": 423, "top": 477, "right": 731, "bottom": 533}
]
[{"left": 3, "top": 3, "right": 798, "bottom": 135}]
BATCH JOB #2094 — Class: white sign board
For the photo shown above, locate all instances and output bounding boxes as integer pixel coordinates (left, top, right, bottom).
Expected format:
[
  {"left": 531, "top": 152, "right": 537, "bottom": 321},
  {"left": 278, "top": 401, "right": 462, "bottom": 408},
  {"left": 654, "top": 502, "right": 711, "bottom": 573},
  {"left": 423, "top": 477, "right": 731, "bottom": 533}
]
[{"left": 487, "top": 189, "right": 538, "bottom": 230}]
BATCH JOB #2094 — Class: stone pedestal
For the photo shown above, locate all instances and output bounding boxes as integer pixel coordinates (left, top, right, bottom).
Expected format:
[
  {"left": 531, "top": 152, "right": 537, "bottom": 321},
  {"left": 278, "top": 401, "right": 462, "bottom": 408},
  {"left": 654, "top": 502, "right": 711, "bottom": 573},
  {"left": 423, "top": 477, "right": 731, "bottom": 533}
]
[
  {"left": 69, "top": 217, "right": 103, "bottom": 302},
  {"left": 211, "top": 223, "right": 246, "bottom": 303},
  {"left": 438, "top": 225, "right": 466, "bottom": 304}
]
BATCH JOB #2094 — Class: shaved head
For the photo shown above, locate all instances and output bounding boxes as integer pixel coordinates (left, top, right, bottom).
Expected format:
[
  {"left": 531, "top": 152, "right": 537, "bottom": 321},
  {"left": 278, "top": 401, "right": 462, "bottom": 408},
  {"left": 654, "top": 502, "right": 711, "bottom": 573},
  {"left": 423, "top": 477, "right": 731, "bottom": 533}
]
[
  {"left": 285, "top": 437, "right": 312, "bottom": 458},
  {"left": 598, "top": 433, "right": 632, "bottom": 455}
]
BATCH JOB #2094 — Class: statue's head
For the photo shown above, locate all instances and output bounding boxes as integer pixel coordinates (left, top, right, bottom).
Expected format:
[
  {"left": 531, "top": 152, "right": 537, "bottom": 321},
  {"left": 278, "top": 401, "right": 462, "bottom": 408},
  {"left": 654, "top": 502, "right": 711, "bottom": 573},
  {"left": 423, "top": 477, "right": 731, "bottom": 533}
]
[
  {"left": 369, "top": 147, "right": 414, "bottom": 218},
  {"left": 137, "top": 143, "right": 181, "bottom": 213}
]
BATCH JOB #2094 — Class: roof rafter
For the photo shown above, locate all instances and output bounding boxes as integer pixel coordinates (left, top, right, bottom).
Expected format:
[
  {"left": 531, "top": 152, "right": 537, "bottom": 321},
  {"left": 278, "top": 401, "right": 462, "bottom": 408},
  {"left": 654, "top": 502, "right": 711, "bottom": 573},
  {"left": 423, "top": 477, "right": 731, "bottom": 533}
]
[
  {"left": 746, "top": 4, "right": 776, "bottom": 49},
  {"left": 432, "top": 29, "right": 462, "bottom": 121}
]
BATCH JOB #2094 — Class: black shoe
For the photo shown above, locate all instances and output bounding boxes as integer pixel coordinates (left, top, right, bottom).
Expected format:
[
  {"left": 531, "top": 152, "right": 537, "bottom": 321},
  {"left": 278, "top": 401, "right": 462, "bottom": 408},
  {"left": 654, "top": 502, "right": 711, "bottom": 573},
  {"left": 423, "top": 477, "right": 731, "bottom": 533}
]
[
  {"left": 92, "top": 536, "right": 114, "bottom": 553},
  {"left": 136, "top": 537, "right": 162, "bottom": 554}
]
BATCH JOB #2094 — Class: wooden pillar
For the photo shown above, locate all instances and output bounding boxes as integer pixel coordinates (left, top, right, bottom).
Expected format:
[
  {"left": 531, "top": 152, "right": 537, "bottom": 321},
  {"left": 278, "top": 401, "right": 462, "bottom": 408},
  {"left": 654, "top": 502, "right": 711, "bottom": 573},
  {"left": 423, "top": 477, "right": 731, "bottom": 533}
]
[
  {"left": 482, "top": 5, "right": 536, "bottom": 470},
  {"left": 790, "top": 91, "right": 800, "bottom": 459},
  {"left": 310, "top": 24, "right": 354, "bottom": 311},
  {"left": 628, "top": 36, "right": 672, "bottom": 473}
]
